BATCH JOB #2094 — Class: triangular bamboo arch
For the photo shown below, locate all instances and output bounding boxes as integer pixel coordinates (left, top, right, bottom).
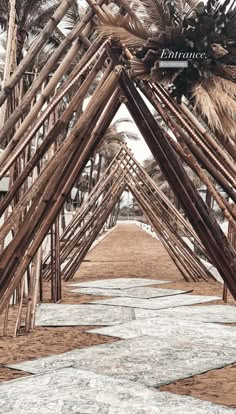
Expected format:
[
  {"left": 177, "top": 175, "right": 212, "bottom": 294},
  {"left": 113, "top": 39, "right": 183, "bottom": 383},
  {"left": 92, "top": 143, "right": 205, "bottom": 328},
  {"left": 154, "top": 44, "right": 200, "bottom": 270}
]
[
  {"left": 42, "top": 145, "right": 214, "bottom": 286},
  {"left": 0, "top": 0, "right": 235, "bottom": 336}
]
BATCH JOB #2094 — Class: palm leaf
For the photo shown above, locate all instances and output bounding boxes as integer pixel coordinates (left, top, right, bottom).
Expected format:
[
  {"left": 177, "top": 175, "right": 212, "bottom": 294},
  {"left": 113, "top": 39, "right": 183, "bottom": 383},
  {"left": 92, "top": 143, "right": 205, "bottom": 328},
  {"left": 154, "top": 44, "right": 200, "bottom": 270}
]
[
  {"left": 193, "top": 77, "right": 236, "bottom": 141},
  {"left": 129, "top": 0, "right": 171, "bottom": 28},
  {"left": 192, "top": 83, "right": 223, "bottom": 133},
  {"left": 217, "top": 76, "right": 236, "bottom": 97},
  {"left": 97, "top": 8, "right": 149, "bottom": 49}
]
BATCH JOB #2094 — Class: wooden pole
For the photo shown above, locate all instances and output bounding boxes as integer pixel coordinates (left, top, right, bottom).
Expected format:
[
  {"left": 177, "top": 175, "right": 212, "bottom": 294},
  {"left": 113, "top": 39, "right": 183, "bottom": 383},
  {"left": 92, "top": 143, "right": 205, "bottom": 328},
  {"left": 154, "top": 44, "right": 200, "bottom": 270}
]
[
  {"left": 118, "top": 68, "right": 236, "bottom": 299},
  {"left": 0, "top": 0, "right": 108, "bottom": 145}
]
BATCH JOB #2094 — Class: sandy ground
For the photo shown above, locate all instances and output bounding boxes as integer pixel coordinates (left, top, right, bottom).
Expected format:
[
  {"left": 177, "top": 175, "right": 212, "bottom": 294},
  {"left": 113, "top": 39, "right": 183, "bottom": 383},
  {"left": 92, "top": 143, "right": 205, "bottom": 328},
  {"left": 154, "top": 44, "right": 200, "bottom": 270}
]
[{"left": 0, "top": 223, "right": 235, "bottom": 407}]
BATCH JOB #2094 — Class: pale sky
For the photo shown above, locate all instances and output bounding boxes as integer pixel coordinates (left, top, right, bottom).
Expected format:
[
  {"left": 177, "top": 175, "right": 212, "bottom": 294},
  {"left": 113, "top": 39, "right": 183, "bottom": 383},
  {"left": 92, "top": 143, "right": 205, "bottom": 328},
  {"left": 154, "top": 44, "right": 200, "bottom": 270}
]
[{"left": 113, "top": 104, "right": 152, "bottom": 164}]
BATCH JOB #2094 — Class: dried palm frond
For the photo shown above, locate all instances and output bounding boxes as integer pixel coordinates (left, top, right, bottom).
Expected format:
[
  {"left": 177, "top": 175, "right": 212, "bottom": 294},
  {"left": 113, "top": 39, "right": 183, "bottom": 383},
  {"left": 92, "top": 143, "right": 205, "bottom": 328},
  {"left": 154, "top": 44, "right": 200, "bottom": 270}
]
[
  {"left": 98, "top": 0, "right": 236, "bottom": 135},
  {"left": 218, "top": 64, "right": 236, "bottom": 80},
  {"left": 98, "top": 25, "right": 148, "bottom": 48},
  {"left": 217, "top": 76, "right": 236, "bottom": 97},
  {"left": 130, "top": 57, "right": 151, "bottom": 79},
  {"left": 192, "top": 83, "right": 223, "bottom": 133},
  {"left": 193, "top": 77, "right": 236, "bottom": 140},
  {"left": 98, "top": 9, "right": 149, "bottom": 49},
  {"left": 128, "top": 0, "right": 171, "bottom": 28}
]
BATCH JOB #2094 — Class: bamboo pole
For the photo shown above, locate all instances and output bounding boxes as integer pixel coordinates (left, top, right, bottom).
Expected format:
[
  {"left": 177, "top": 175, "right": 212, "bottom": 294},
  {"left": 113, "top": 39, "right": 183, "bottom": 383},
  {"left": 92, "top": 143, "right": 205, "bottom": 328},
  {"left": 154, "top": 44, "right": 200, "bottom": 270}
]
[
  {"left": 0, "top": 53, "right": 108, "bottom": 237},
  {"left": 140, "top": 89, "right": 236, "bottom": 227},
  {"left": 118, "top": 68, "right": 236, "bottom": 299},
  {"left": 125, "top": 169, "right": 211, "bottom": 281},
  {"left": 0, "top": 36, "right": 106, "bottom": 168},
  {"left": 122, "top": 146, "right": 206, "bottom": 252},
  {"left": 63, "top": 184, "right": 125, "bottom": 280},
  {"left": 128, "top": 181, "right": 194, "bottom": 282},
  {"left": 0, "top": 0, "right": 16, "bottom": 128},
  {"left": 151, "top": 83, "right": 236, "bottom": 190},
  {"left": 59, "top": 169, "right": 125, "bottom": 277},
  {"left": 3, "top": 303, "right": 10, "bottom": 336},
  {"left": 30, "top": 248, "right": 42, "bottom": 329},
  {"left": 141, "top": 82, "right": 236, "bottom": 206},
  {"left": 0, "top": 0, "right": 108, "bottom": 145},
  {"left": 0, "top": 73, "right": 120, "bottom": 313},
  {"left": 0, "top": 0, "right": 76, "bottom": 106},
  {"left": 0, "top": 37, "right": 105, "bottom": 177},
  {"left": 180, "top": 103, "right": 236, "bottom": 172},
  {"left": 13, "top": 279, "right": 24, "bottom": 337},
  {"left": 43, "top": 158, "right": 125, "bottom": 279}
]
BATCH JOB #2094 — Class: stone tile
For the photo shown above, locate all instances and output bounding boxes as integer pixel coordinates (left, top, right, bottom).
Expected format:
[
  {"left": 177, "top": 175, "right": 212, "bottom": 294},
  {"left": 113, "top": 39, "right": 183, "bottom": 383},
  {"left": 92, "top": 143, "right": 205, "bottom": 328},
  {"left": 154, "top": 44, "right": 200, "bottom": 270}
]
[
  {"left": 7, "top": 333, "right": 236, "bottom": 387},
  {"left": 87, "top": 315, "right": 236, "bottom": 341},
  {"left": 0, "top": 367, "right": 234, "bottom": 414},
  {"left": 35, "top": 303, "right": 136, "bottom": 326},
  {"left": 154, "top": 305, "right": 236, "bottom": 324},
  {"left": 69, "top": 287, "right": 189, "bottom": 299},
  {"left": 89, "top": 294, "right": 220, "bottom": 310},
  {"left": 69, "top": 278, "right": 170, "bottom": 289},
  {"left": 135, "top": 309, "right": 161, "bottom": 319},
  {"left": 34, "top": 303, "right": 172, "bottom": 327}
]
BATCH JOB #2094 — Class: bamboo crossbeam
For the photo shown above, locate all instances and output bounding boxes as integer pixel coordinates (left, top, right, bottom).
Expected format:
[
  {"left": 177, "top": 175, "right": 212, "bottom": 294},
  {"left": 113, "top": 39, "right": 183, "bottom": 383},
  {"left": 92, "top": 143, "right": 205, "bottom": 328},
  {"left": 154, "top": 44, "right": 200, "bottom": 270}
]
[
  {"left": 141, "top": 83, "right": 236, "bottom": 227},
  {"left": 54, "top": 149, "right": 124, "bottom": 242},
  {"left": 61, "top": 174, "right": 125, "bottom": 277},
  {"left": 137, "top": 198, "right": 199, "bottom": 282},
  {"left": 180, "top": 103, "right": 236, "bottom": 172},
  {"left": 125, "top": 166, "right": 211, "bottom": 281}
]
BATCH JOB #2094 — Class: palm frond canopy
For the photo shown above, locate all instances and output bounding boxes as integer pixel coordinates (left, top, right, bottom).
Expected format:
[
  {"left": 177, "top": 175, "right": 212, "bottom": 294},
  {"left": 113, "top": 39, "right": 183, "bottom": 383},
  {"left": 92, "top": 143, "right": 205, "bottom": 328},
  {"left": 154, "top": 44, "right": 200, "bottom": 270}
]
[
  {"left": 98, "top": 0, "right": 236, "bottom": 138},
  {"left": 144, "top": 156, "right": 202, "bottom": 191},
  {"left": 96, "top": 119, "right": 139, "bottom": 165}
]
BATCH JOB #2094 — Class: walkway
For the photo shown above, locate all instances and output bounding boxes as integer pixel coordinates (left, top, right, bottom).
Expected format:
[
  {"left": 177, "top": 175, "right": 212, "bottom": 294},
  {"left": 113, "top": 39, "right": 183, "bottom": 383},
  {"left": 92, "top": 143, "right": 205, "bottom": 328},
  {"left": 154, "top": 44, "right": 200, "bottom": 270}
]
[{"left": 0, "top": 223, "right": 235, "bottom": 411}]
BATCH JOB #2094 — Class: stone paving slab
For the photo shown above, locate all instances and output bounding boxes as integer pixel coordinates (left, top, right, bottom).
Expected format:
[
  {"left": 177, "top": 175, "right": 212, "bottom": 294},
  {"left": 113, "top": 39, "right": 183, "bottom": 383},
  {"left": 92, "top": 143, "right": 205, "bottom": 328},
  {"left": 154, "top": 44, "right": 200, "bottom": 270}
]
[
  {"left": 0, "top": 367, "right": 234, "bottom": 414},
  {"left": 154, "top": 305, "right": 236, "bottom": 324},
  {"left": 69, "top": 286, "right": 190, "bottom": 299},
  {"left": 87, "top": 315, "right": 236, "bottom": 341},
  {"left": 69, "top": 277, "right": 170, "bottom": 289},
  {"left": 34, "top": 303, "right": 163, "bottom": 327},
  {"left": 7, "top": 334, "right": 236, "bottom": 387},
  {"left": 89, "top": 294, "right": 220, "bottom": 310},
  {"left": 35, "top": 303, "right": 136, "bottom": 326}
]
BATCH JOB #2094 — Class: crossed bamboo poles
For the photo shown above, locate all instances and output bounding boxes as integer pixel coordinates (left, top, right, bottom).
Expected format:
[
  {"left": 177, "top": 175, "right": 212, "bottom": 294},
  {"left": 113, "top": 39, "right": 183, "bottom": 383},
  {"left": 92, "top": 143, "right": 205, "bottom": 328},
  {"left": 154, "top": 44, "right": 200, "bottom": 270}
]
[
  {"left": 0, "top": 0, "right": 235, "bottom": 336},
  {"left": 45, "top": 145, "right": 214, "bottom": 285}
]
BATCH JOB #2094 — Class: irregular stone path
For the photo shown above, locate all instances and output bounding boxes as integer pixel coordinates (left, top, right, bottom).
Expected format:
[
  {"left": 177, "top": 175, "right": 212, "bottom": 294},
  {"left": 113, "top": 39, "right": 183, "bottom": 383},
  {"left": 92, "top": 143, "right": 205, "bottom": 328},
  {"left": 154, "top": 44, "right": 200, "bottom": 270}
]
[{"left": 2, "top": 224, "right": 235, "bottom": 413}]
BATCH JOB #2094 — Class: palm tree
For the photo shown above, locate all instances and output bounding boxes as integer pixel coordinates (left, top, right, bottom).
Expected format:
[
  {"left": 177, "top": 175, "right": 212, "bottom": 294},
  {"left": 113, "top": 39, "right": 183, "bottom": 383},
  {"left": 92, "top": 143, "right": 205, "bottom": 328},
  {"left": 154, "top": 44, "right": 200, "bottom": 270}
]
[
  {"left": 94, "top": 118, "right": 139, "bottom": 179},
  {"left": 66, "top": 118, "right": 140, "bottom": 210},
  {"left": 143, "top": 156, "right": 202, "bottom": 207},
  {"left": 98, "top": 0, "right": 236, "bottom": 140},
  {"left": 0, "top": 0, "right": 70, "bottom": 64}
]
